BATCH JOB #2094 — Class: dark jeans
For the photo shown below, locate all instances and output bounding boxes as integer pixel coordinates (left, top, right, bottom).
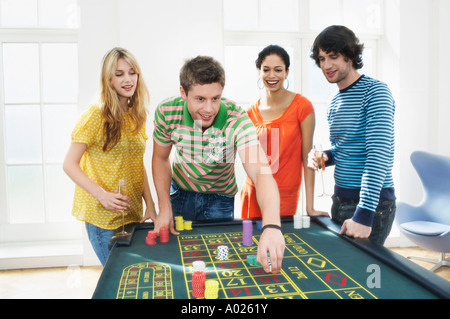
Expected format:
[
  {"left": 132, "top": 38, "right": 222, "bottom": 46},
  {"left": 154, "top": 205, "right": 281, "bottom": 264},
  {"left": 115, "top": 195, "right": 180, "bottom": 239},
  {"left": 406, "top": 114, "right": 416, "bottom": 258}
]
[
  {"left": 331, "top": 194, "right": 396, "bottom": 245},
  {"left": 170, "top": 180, "right": 235, "bottom": 222}
]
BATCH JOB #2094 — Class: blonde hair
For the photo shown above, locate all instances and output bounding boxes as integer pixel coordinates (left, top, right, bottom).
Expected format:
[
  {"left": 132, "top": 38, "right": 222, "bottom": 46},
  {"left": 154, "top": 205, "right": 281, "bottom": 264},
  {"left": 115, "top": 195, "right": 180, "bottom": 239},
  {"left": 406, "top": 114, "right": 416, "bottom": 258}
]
[{"left": 99, "top": 47, "right": 149, "bottom": 151}]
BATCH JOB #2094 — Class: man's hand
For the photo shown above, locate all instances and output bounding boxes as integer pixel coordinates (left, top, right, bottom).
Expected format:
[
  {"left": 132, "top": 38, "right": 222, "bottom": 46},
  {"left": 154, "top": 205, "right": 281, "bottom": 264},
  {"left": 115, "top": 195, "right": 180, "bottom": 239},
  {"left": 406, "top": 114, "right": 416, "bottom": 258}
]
[
  {"left": 307, "top": 148, "right": 329, "bottom": 171},
  {"left": 154, "top": 207, "right": 179, "bottom": 236},
  {"left": 257, "top": 227, "right": 285, "bottom": 273},
  {"left": 152, "top": 141, "right": 179, "bottom": 236},
  {"left": 340, "top": 219, "right": 371, "bottom": 239}
]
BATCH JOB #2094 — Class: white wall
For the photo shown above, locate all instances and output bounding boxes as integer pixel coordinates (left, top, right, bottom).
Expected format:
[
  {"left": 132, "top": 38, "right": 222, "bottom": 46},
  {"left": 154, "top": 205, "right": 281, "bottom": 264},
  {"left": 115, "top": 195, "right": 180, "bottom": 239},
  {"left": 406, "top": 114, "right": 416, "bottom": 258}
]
[
  {"left": 379, "top": 0, "right": 450, "bottom": 246},
  {"left": 436, "top": 0, "right": 450, "bottom": 155},
  {"left": 395, "top": 0, "right": 450, "bottom": 207}
]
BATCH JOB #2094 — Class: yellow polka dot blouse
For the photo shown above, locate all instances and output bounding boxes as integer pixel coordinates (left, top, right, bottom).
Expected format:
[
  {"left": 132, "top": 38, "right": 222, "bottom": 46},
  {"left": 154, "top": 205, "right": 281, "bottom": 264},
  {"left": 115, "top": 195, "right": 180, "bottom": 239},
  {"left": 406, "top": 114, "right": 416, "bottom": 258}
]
[{"left": 71, "top": 104, "right": 147, "bottom": 230}]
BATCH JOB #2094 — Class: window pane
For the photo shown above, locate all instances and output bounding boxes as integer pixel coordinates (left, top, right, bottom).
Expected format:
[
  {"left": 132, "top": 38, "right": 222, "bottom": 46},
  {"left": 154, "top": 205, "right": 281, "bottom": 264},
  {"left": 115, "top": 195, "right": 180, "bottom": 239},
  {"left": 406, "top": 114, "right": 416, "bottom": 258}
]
[
  {"left": 360, "top": 46, "right": 373, "bottom": 77},
  {"left": 46, "top": 164, "right": 74, "bottom": 222},
  {"left": 223, "top": 0, "right": 258, "bottom": 31},
  {"left": 43, "top": 104, "right": 77, "bottom": 163},
  {"left": 260, "top": 0, "right": 298, "bottom": 31},
  {"left": 39, "top": 0, "right": 79, "bottom": 28},
  {"left": 42, "top": 43, "right": 78, "bottom": 103},
  {"left": 7, "top": 165, "right": 45, "bottom": 224},
  {"left": 3, "top": 43, "right": 40, "bottom": 103},
  {"left": 343, "top": 0, "right": 382, "bottom": 34},
  {"left": 307, "top": 54, "right": 338, "bottom": 102},
  {"left": 309, "top": 0, "right": 342, "bottom": 31},
  {"left": 284, "top": 46, "right": 295, "bottom": 91},
  {"left": 312, "top": 103, "right": 331, "bottom": 147},
  {"left": 5, "top": 105, "right": 42, "bottom": 163},
  {"left": 224, "top": 46, "right": 261, "bottom": 104},
  {"left": 0, "top": 0, "right": 38, "bottom": 27}
]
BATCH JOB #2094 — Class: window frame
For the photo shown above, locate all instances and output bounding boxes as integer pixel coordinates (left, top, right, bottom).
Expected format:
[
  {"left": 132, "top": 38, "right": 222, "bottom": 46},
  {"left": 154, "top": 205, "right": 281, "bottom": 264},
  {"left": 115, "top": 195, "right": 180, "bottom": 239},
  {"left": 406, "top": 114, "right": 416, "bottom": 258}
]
[{"left": 0, "top": 27, "right": 81, "bottom": 244}]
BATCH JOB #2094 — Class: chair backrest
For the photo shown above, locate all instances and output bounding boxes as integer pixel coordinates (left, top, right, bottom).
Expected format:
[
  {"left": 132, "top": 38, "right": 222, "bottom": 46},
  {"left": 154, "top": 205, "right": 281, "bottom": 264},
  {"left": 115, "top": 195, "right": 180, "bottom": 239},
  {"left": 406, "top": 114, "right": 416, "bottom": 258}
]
[{"left": 411, "top": 151, "right": 450, "bottom": 224}]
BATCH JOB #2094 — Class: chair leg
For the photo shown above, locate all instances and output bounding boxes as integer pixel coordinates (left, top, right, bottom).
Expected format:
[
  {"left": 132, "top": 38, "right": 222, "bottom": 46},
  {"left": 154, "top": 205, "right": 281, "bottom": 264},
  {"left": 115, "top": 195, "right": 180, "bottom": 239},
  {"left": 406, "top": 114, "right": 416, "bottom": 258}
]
[
  {"left": 408, "top": 253, "right": 450, "bottom": 272},
  {"left": 430, "top": 253, "right": 450, "bottom": 272}
]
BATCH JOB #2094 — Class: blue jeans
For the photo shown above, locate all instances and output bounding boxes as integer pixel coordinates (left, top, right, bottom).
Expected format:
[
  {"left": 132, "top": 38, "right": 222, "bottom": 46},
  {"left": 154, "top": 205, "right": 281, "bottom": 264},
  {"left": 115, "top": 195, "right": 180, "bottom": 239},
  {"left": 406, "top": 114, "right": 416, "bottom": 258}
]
[
  {"left": 170, "top": 180, "right": 235, "bottom": 221},
  {"left": 85, "top": 223, "right": 115, "bottom": 266},
  {"left": 331, "top": 195, "right": 396, "bottom": 245}
]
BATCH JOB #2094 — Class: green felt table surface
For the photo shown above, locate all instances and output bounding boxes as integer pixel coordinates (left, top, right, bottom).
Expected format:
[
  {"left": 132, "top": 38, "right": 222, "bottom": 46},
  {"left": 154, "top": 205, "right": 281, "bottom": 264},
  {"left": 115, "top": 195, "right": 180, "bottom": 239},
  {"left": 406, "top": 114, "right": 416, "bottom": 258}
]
[{"left": 92, "top": 217, "right": 450, "bottom": 299}]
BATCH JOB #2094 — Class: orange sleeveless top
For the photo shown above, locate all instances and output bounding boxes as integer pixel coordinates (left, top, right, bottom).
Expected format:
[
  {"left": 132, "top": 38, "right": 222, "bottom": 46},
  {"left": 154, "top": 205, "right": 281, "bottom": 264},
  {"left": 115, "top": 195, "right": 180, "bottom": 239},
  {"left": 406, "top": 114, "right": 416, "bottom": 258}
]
[{"left": 240, "top": 94, "right": 314, "bottom": 218}]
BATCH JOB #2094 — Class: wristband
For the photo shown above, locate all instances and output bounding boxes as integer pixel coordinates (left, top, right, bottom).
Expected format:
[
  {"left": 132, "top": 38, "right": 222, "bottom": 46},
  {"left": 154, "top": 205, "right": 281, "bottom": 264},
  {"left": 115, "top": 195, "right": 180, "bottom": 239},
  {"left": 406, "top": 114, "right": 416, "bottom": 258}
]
[{"left": 261, "top": 224, "right": 282, "bottom": 232}]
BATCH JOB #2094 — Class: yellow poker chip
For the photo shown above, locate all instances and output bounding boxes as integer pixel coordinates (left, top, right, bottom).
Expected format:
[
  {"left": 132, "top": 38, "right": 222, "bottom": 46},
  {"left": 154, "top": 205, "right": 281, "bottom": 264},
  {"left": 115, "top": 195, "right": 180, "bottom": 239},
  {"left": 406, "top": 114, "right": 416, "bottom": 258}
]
[
  {"left": 184, "top": 220, "right": 192, "bottom": 230},
  {"left": 175, "top": 216, "right": 185, "bottom": 231},
  {"left": 205, "top": 279, "right": 219, "bottom": 288}
]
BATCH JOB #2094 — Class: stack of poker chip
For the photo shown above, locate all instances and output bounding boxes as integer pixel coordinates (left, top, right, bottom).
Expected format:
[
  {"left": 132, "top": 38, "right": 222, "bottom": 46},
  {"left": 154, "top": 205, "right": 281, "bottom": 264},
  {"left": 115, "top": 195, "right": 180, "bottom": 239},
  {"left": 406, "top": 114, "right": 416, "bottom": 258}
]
[
  {"left": 191, "top": 271, "right": 206, "bottom": 298},
  {"left": 242, "top": 220, "right": 253, "bottom": 246},
  {"left": 146, "top": 230, "right": 157, "bottom": 245},
  {"left": 204, "top": 279, "right": 219, "bottom": 299},
  {"left": 302, "top": 215, "right": 310, "bottom": 228},
  {"left": 175, "top": 216, "right": 184, "bottom": 231},
  {"left": 217, "top": 245, "right": 228, "bottom": 260},
  {"left": 184, "top": 220, "right": 192, "bottom": 230},
  {"left": 159, "top": 226, "right": 169, "bottom": 243},
  {"left": 192, "top": 260, "right": 206, "bottom": 272},
  {"left": 256, "top": 220, "right": 263, "bottom": 230},
  {"left": 246, "top": 254, "right": 261, "bottom": 267},
  {"left": 294, "top": 214, "right": 302, "bottom": 229}
]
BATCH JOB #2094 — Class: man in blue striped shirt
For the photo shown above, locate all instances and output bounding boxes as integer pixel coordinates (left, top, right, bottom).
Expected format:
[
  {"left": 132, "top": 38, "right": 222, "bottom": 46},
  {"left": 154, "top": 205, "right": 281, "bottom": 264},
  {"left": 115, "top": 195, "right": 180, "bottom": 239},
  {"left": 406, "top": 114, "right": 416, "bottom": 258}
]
[{"left": 309, "top": 25, "right": 396, "bottom": 245}]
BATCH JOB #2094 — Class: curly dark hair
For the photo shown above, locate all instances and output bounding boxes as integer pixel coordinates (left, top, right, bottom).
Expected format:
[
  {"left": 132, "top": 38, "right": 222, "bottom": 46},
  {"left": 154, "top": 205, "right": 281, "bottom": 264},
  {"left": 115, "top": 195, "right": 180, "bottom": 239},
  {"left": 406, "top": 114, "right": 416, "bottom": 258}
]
[
  {"left": 310, "top": 25, "right": 364, "bottom": 70},
  {"left": 255, "top": 45, "right": 290, "bottom": 70}
]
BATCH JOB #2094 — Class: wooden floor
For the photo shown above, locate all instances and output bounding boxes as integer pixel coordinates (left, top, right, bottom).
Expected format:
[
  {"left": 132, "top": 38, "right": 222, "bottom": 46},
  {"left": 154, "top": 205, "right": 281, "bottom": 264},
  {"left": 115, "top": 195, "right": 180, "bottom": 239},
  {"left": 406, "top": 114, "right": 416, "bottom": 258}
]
[
  {"left": 389, "top": 247, "right": 450, "bottom": 281},
  {"left": 0, "top": 247, "right": 448, "bottom": 299},
  {"left": 0, "top": 265, "right": 103, "bottom": 299}
]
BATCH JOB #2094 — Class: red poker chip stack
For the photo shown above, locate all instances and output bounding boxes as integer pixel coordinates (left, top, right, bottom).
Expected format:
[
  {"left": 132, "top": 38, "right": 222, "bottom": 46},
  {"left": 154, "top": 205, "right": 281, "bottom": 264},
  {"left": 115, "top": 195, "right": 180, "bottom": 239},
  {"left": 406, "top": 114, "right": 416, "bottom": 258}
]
[
  {"left": 159, "top": 226, "right": 169, "bottom": 243},
  {"left": 191, "top": 271, "right": 206, "bottom": 298},
  {"left": 146, "top": 230, "right": 157, "bottom": 245}
]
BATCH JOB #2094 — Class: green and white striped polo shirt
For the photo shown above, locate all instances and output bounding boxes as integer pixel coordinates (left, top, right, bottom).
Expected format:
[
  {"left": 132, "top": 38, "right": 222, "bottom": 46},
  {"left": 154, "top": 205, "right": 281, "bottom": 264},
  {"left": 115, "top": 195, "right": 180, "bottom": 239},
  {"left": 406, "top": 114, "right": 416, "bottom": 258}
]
[{"left": 153, "top": 96, "right": 259, "bottom": 195}]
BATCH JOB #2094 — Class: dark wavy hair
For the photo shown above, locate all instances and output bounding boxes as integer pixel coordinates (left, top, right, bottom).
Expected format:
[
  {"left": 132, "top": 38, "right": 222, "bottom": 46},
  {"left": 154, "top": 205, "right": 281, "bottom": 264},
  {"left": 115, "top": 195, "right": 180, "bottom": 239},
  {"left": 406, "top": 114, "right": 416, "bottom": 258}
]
[
  {"left": 310, "top": 25, "right": 364, "bottom": 70},
  {"left": 255, "top": 45, "right": 290, "bottom": 70}
]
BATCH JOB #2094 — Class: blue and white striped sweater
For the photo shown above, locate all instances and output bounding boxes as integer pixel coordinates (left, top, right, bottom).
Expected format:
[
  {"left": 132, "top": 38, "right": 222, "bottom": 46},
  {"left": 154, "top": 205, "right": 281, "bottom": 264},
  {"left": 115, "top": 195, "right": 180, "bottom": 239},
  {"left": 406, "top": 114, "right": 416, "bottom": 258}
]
[{"left": 325, "top": 75, "right": 396, "bottom": 226}]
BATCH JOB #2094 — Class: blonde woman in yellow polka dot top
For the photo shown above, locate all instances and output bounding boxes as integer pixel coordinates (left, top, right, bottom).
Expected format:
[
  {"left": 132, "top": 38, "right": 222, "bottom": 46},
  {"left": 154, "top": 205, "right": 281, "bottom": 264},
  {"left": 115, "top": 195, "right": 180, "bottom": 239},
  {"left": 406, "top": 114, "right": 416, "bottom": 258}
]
[{"left": 64, "top": 48, "right": 156, "bottom": 265}]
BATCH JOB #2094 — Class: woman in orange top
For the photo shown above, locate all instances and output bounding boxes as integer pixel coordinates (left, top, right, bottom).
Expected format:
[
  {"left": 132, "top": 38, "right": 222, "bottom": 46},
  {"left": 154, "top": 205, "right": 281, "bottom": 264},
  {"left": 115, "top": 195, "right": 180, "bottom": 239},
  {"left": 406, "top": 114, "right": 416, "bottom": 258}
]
[{"left": 240, "top": 45, "right": 327, "bottom": 218}]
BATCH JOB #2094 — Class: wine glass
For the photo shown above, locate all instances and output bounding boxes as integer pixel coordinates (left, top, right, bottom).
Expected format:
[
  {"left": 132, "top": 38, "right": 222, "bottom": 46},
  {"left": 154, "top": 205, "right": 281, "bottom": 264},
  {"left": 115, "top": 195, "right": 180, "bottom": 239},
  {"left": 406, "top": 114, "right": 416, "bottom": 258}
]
[
  {"left": 314, "top": 144, "right": 330, "bottom": 197},
  {"left": 116, "top": 178, "right": 130, "bottom": 236}
]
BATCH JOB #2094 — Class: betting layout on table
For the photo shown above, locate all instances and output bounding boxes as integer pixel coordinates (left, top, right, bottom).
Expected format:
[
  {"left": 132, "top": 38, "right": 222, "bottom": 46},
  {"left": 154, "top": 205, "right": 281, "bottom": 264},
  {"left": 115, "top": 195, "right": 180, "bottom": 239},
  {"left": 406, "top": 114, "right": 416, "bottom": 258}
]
[
  {"left": 114, "top": 218, "right": 376, "bottom": 299},
  {"left": 176, "top": 220, "right": 375, "bottom": 299},
  {"left": 95, "top": 216, "right": 450, "bottom": 300}
]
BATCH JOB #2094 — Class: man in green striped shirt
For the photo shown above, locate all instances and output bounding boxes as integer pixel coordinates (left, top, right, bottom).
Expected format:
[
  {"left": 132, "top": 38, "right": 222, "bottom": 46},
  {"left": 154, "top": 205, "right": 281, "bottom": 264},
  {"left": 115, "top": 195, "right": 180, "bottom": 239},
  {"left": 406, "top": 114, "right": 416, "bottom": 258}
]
[{"left": 152, "top": 56, "right": 285, "bottom": 273}]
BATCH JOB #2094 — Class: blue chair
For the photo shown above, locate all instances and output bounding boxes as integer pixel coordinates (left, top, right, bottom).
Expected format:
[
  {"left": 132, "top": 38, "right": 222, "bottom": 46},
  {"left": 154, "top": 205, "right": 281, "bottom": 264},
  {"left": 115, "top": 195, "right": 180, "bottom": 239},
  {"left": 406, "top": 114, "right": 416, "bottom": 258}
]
[{"left": 396, "top": 151, "right": 450, "bottom": 272}]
